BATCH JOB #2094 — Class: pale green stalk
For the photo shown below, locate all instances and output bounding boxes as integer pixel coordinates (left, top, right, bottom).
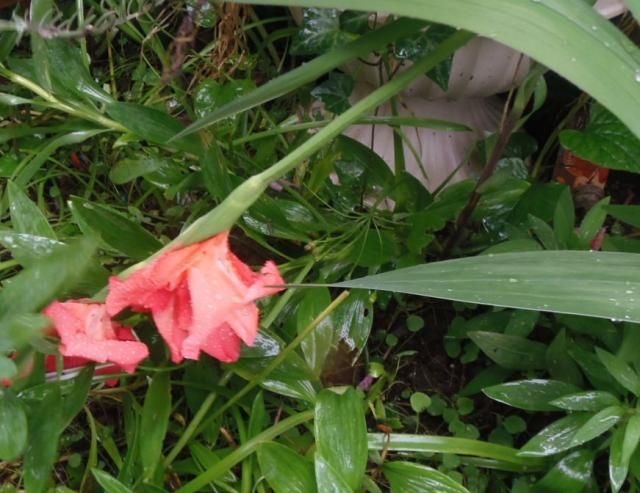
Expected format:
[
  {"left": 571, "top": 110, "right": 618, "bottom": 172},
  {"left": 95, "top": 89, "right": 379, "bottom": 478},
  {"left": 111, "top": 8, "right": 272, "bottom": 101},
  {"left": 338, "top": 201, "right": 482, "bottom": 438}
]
[
  {"left": 168, "top": 31, "right": 473, "bottom": 249},
  {"left": 0, "top": 65, "right": 127, "bottom": 133}
]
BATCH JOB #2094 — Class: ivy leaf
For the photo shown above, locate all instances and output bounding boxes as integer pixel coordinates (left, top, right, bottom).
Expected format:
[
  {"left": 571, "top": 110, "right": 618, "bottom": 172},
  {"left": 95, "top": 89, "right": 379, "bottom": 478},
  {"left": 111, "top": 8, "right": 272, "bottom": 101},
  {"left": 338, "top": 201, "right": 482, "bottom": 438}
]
[
  {"left": 311, "top": 72, "right": 354, "bottom": 114},
  {"left": 394, "top": 24, "right": 456, "bottom": 91},
  {"left": 292, "top": 8, "right": 357, "bottom": 55},
  {"left": 559, "top": 102, "right": 640, "bottom": 173}
]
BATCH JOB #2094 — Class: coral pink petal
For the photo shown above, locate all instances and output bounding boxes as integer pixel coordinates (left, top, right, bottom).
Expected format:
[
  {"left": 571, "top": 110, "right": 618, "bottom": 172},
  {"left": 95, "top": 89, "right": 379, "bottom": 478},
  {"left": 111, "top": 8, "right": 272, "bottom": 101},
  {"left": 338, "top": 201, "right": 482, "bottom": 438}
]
[
  {"left": 60, "top": 336, "right": 148, "bottom": 373},
  {"left": 150, "top": 242, "right": 203, "bottom": 287},
  {"left": 199, "top": 323, "right": 242, "bottom": 362},
  {"left": 44, "top": 301, "right": 149, "bottom": 373},
  {"left": 226, "top": 303, "right": 259, "bottom": 346},
  {"left": 151, "top": 291, "right": 190, "bottom": 363},
  {"left": 181, "top": 267, "right": 233, "bottom": 359},
  {"left": 44, "top": 301, "right": 85, "bottom": 338},
  {"left": 245, "top": 261, "right": 285, "bottom": 299}
]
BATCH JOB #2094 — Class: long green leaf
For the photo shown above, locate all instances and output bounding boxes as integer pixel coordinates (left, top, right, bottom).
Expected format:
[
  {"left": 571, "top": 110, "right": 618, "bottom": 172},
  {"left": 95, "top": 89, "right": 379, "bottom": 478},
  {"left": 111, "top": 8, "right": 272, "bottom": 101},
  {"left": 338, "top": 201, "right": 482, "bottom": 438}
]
[
  {"left": 0, "top": 391, "right": 27, "bottom": 461},
  {"left": 367, "top": 433, "right": 547, "bottom": 470},
  {"left": 315, "top": 388, "right": 368, "bottom": 491},
  {"left": 166, "top": 31, "right": 472, "bottom": 248},
  {"left": 257, "top": 443, "right": 317, "bottom": 493},
  {"left": 173, "top": 18, "right": 425, "bottom": 138},
  {"left": 235, "top": 0, "right": 640, "bottom": 143},
  {"left": 329, "top": 251, "right": 640, "bottom": 323},
  {"left": 383, "top": 461, "right": 471, "bottom": 493},
  {"left": 139, "top": 372, "right": 172, "bottom": 481}
]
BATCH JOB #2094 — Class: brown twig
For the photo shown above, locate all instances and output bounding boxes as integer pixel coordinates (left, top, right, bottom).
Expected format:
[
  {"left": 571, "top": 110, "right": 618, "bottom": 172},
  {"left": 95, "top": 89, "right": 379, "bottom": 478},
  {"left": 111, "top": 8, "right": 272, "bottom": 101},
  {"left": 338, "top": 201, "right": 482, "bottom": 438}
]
[{"left": 443, "top": 55, "right": 526, "bottom": 255}]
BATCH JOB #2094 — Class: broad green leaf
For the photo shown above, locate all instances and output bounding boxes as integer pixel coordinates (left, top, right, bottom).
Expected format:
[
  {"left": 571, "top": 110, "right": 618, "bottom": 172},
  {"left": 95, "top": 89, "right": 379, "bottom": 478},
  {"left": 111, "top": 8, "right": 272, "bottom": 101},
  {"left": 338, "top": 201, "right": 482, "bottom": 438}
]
[
  {"left": 579, "top": 197, "right": 610, "bottom": 244},
  {"left": 605, "top": 205, "right": 640, "bottom": 228},
  {"left": 69, "top": 197, "right": 162, "bottom": 261},
  {"left": 468, "top": 332, "right": 547, "bottom": 370},
  {"left": 106, "top": 102, "right": 204, "bottom": 156},
  {"left": 61, "top": 366, "right": 94, "bottom": 428},
  {"left": 395, "top": 24, "right": 456, "bottom": 91},
  {"left": 610, "top": 425, "right": 628, "bottom": 493},
  {"left": 626, "top": 0, "right": 640, "bottom": 21},
  {"left": 570, "top": 406, "right": 624, "bottom": 447},
  {"left": 173, "top": 17, "right": 425, "bottom": 137},
  {"left": 311, "top": 71, "right": 354, "bottom": 114},
  {"left": 257, "top": 443, "right": 316, "bottom": 493},
  {"left": 193, "top": 78, "right": 256, "bottom": 121},
  {"left": 330, "top": 290, "right": 373, "bottom": 354},
  {"left": 247, "top": 391, "right": 267, "bottom": 439},
  {"left": 314, "top": 454, "right": 353, "bottom": 493},
  {"left": 520, "top": 414, "right": 592, "bottom": 457},
  {"left": 459, "top": 365, "right": 511, "bottom": 397},
  {"left": 550, "top": 391, "right": 620, "bottom": 412},
  {"left": 560, "top": 103, "right": 640, "bottom": 172},
  {"left": 109, "top": 156, "right": 174, "bottom": 185},
  {"left": 297, "top": 288, "right": 334, "bottom": 376},
  {"left": 11, "top": 130, "right": 108, "bottom": 191},
  {"left": 546, "top": 329, "right": 584, "bottom": 387},
  {"left": 481, "top": 239, "right": 542, "bottom": 255},
  {"left": 29, "top": 8, "right": 110, "bottom": 105},
  {"left": 23, "top": 385, "right": 63, "bottom": 493},
  {"left": 292, "top": 8, "right": 358, "bottom": 55},
  {"left": 92, "top": 469, "right": 134, "bottom": 493},
  {"left": 558, "top": 314, "right": 620, "bottom": 352},
  {"left": 0, "top": 237, "right": 97, "bottom": 318},
  {"left": 139, "top": 372, "right": 172, "bottom": 481},
  {"left": 315, "top": 388, "right": 368, "bottom": 491},
  {"left": 504, "top": 310, "right": 539, "bottom": 338},
  {"left": 596, "top": 347, "right": 640, "bottom": 396},
  {"left": 0, "top": 391, "right": 27, "bottom": 461},
  {"left": 383, "top": 461, "right": 471, "bottom": 493},
  {"left": 533, "top": 449, "right": 594, "bottom": 493},
  {"left": 7, "top": 181, "right": 56, "bottom": 239},
  {"left": 0, "top": 31, "right": 17, "bottom": 62},
  {"left": 569, "top": 346, "right": 625, "bottom": 395},
  {"left": 239, "top": 0, "right": 640, "bottom": 144},
  {"left": 0, "top": 356, "right": 16, "bottom": 380},
  {"left": 233, "top": 332, "right": 318, "bottom": 403},
  {"left": 0, "top": 231, "right": 64, "bottom": 267},
  {"left": 553, "top": 187, "right": 575, "bottom": 249},
  {"left": 528, "top": 214, "right": 559, "bottom": 250},
  {"left": 622, "top": 414, "right": 640, "bottom": 467},
  {"left": 189, "top": 443, "right": 237, "bottom": 482},
  {"left": 484, "top": 380, "right": 581, "bottom": 412},
  {"left": 330, "top": 251, "right": 640, "bottom": 324}
]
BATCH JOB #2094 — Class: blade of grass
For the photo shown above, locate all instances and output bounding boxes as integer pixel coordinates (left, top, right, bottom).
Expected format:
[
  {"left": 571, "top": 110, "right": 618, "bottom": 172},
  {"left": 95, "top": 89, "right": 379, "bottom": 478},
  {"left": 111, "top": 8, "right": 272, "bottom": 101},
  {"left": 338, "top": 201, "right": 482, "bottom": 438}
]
[
  {"left": 368, "top": 433, "right": 548, "bottom": 471},
  {"left": 175, "top": 410, "right": 315, "bottom": 493},
  {"left": 325, "top": 251, "right": 640, "bottom": 324},
  {"left": 171, "top": 17, "right": 426, "bottom": 139}
]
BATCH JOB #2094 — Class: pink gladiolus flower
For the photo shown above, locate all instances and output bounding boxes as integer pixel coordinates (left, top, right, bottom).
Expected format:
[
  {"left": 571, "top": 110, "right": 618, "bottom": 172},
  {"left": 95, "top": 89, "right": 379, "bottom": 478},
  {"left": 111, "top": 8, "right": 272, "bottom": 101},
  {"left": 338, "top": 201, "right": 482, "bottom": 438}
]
[
  {"left": 44, "top": 301, "right": 149, "bottom": 373},
  {"left": 106, "top": 232, "right": 284, "bottom": 363}
]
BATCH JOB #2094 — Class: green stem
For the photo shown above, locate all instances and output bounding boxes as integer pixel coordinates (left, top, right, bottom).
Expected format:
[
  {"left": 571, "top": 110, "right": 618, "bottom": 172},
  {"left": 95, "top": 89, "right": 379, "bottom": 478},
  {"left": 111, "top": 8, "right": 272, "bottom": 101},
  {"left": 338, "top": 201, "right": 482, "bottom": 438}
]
[
  {"left": 162, "top": 371, "right": 233, "bottom": 468},
  {"left": 0, "top": 66, "right": 127, "bottom": 133},
  {"left": 368, "top": 433, "right": 548, "bottom": 471},
  {"left": 176, "top": 410, "right": 315, "bottom": 493},
  {"left": 171, "top": 31, "right": 473, "bottom": 249},
  {"left": 231, "top": 116, "right": 468, "bottom": 145}
]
